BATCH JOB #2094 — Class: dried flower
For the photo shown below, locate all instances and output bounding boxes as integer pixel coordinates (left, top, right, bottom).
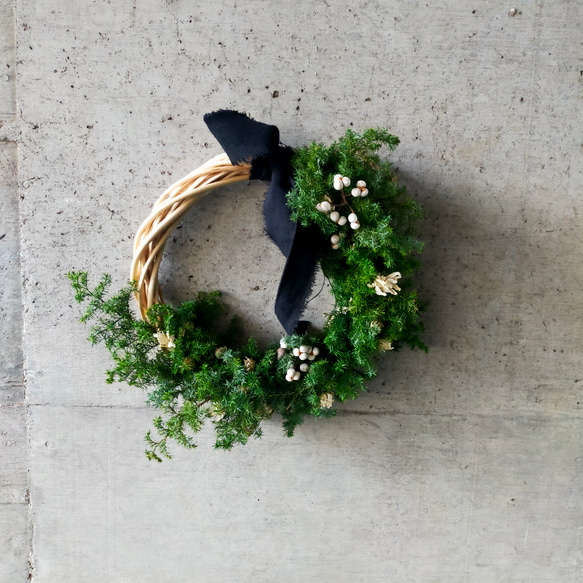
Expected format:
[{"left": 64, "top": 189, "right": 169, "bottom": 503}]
[
  {"left": 378, "top": 339, "right": 394, "bottom": 351},
  {"left": 244, "top": 357, "right": 255, "bottom": 371},
  {"left": 368, "top": 272, "right": 402, "bottom": 296},
  {"left": 210, "top": 407, "right": 225, "bottom": 421},
  {"left": 215, "top": 346, "right": 227, "bottom": 359},
  {"left": 154, "top": 331, "right": 175, "bottom": 349},
  {"left": 319, "top": 392, "right": 334, "bottom": 409}
]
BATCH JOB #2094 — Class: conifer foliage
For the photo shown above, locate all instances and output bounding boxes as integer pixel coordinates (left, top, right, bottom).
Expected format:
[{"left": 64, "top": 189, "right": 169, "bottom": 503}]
[{"left": 69, "top": 128, "right": 426, "bottom": 461}]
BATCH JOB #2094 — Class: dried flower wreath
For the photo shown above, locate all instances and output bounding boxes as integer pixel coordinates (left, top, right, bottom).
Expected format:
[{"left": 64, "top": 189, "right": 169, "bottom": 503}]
[{"left": 69, "top": 110, "right": 426, "bottom": 461}]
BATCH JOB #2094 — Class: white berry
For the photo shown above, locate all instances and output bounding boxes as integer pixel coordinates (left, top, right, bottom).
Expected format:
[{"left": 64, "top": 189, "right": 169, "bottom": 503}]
[
  {"left": 360, "top": 188, "right": 369, "bottom": 197},
  {"left": 332, "top": 243, "right": 340, "bottom": 250},
  {"left": 293, "top": 371, "right": 301, "bottom": 381},
  {"left": 351, "top": 188, "right": 361, "bottom": 197},
  {"left": 320, "top": 201, "right": 331, "bottom": 212},
  {"left": 351, "top": 221, "right": 360, "bottom": 229},
  {"left": 331, "top": 235, "right": 340, "bottom": 244},
  {"left": 280, "top": 339, "right": 287, "bottom": 349},
  {"left": 293, "top": 348, "right": 300, "bottom": 357},
  {"left": 342, "top": 176, "right": 351, "bottom": 187},
  {"left": 300, "top": 363, "right": 309, "bottom": 372},
  {"left": 312, "top": 347, "right": 320, "bottom": 356},
  {"left": 333, "top": 174, "right": 342, "bottom": 182},
  {"left": 299, "top": 352, "right": 308, "bottom": 361},
  {"left": 299, "top": 345, "right": 309, "bottom": 353},
  {"left": 338, "top": 216, "right": 347, "bottom": 226},
  {"left": 333, "top": 179, "right": 343, "bottom": 191},
  {"left": 329, "top": 211, "right": 340, "bottom": 223},
  {"left": 348, "top": 213, "right": 358, "bottom": 222},
  {"left": 356, "top": 180, "right": 366, "bottom": 188}
]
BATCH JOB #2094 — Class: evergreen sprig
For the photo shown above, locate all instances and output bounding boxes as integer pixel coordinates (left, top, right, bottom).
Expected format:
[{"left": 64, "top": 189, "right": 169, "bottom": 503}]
[{"left": 68, "top": 127, "right": 426, "bottom": 460}]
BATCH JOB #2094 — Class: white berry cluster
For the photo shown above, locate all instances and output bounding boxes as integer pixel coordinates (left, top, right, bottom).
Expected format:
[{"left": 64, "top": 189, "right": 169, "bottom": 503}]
[
  {"left": 316, "top": 200, "right": 348, "bottom": 228},
  {"left": 315, "top": 173, "right": 368, "bottom": 248},
  {"left": 333, "top": 173, "right": 351, "bottom": 191},
  {"left": 351, "top": 180, "right": 369, "bottom": 198},
  {"left": 347, "top": 212, "right": 360, "bottom": 230},
  {"left": 280, "top": 339, "right": 320, "bottom": 382}
]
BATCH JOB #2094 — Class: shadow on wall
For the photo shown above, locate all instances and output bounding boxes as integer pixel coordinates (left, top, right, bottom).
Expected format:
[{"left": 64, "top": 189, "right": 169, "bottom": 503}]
[{"left": 342, "top": 168, "right": 528, "bottom": 412}]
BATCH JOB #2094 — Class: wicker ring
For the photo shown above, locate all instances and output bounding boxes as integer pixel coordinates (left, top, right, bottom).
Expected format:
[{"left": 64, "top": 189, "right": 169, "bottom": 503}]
[{"left": 130, "top": 153, "right": 252, "bottom": 319}]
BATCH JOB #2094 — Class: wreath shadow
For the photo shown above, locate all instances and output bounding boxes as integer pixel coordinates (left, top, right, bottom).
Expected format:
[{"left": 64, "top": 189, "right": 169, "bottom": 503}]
[{"left": 334, "top": 170, "right": 512, "bottom": 419}]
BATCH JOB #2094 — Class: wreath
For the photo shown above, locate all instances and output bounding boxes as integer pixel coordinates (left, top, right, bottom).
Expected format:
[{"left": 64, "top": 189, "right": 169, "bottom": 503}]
[{"left": 69, "top": 110, "right": 426, "bottom": 461}]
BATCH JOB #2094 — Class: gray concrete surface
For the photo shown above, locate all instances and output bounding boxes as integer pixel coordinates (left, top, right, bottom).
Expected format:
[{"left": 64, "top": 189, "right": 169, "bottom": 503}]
[{"left": 1, "top": 0, "right": 582, "bottom": 581}]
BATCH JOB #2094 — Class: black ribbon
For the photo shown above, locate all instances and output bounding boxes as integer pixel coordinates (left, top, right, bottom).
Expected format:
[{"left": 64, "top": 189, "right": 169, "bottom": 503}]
[{"left": 203, "top": 110, "right": 322, "bottom": 335}]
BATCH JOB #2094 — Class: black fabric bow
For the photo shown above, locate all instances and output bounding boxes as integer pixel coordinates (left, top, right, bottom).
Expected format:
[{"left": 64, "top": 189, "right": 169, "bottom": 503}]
[{"left": 203, "top": 110, "right": 322, "bottom": 335}]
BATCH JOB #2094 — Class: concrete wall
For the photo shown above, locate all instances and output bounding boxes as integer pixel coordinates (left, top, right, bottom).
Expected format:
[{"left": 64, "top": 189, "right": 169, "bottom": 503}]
[{"left": 1, "top": 0, "right": 582, "bottom": 581}]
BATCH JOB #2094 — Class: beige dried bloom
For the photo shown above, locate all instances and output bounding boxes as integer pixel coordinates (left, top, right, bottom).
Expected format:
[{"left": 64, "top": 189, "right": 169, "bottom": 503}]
[
  {"left": 215, "top": 346, "right": 227, "bottom": 359},
  {"left": 368, "top": 272, "right": 402, "bottom": 296},
  {"left": 244, "top": 357, "right": 255, "bottom": 371},
  {"left": 319, "top": 392, "right": 334, "bottom": 409},
  {"left": 378, "top": 339, "right": 394, "bottom": 352},
  {"left": 154, "top": 331, "right": 175, "bottom": 349},
  {"left": 210, "top": 407, "right": 225, "bottom": 421}
]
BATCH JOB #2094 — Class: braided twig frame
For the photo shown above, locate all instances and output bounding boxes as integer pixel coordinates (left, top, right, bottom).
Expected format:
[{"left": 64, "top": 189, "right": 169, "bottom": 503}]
[{"left": 130, "top": 153, "right": 252, "bottom": 319}]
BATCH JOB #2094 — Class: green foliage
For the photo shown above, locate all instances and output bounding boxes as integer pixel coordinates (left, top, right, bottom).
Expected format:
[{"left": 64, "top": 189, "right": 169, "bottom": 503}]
[{"left": 68, "top": 127, "right": 426, "bottom": 460}]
